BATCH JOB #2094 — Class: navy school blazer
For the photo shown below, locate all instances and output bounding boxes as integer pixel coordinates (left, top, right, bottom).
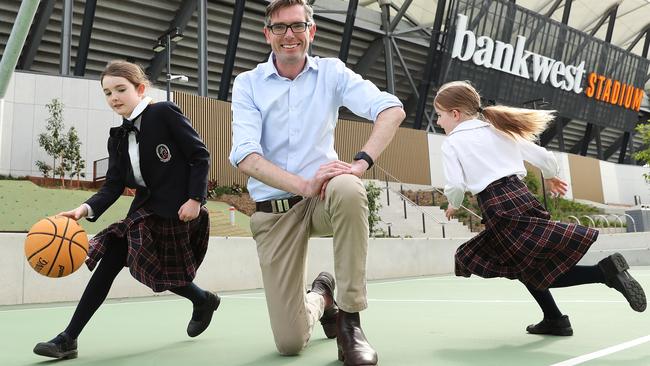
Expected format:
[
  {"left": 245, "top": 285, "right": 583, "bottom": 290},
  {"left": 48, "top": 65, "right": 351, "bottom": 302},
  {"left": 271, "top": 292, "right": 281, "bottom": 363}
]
[{"left": 85, "top": 101, "right": 210, "bottom": 221}]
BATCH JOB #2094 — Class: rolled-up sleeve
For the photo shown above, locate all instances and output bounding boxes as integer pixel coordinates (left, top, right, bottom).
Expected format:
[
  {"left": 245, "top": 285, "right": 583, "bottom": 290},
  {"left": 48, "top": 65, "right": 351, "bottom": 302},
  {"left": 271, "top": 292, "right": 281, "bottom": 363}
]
[
  {"left": 442, "top": 142, "right": 467, "bottom": 209},
  {"left": 335, "top": 60, "right": 402, "bottom": 121},
  {"left": 519, "top": 139, "right": 559, "bottom": 178},
  {"left": 229, "top": 74, "right": 264, "bottom": 167}
]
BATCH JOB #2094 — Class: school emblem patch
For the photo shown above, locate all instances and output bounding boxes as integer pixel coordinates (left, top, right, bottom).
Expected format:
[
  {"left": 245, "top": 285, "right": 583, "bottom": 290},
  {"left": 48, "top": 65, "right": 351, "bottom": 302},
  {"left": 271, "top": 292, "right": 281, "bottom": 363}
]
[{"left": 156, "top": 144, "right": 171, "bottom": 162}]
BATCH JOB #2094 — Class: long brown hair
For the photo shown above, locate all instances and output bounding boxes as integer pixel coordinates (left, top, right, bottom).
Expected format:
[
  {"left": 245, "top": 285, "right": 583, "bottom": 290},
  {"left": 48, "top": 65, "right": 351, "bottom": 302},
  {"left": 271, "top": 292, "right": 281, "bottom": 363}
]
[
  {"left": 100, "top": 60, "right": 150, "bottom": 89},
  {"left": 434, "top": 81, "right": 555, "bottom": 141}
]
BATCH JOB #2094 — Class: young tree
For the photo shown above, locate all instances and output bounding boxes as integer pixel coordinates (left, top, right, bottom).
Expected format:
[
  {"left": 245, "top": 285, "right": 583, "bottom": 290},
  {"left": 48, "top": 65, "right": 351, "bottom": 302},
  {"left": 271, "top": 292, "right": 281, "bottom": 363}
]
[
  {"left": 37, "top": 99, "right": 67, "bottom": 184},
  {"left": 64, "top": 127, "right": 86, "bottom": 187},
  {"left": 633, "top": 120, "right": 650, "bottom": 182}
]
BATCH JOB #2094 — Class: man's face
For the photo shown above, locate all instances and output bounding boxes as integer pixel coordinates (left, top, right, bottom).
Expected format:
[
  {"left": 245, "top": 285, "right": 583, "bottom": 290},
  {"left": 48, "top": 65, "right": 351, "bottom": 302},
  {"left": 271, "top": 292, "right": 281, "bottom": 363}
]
[{"left": 264, "top": 5, "right": 316, "bottom": 67}]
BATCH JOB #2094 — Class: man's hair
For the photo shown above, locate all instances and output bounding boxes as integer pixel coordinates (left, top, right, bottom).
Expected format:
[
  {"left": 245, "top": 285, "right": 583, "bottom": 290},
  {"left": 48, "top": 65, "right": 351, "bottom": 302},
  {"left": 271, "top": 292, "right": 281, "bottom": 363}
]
[{"left": 265, "top": 0, "right": 314, "bottom": 26}]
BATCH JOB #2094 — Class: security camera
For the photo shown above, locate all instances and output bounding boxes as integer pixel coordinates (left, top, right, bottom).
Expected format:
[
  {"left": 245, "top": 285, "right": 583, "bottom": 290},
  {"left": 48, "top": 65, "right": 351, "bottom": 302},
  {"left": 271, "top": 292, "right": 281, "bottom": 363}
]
[{"left": 168, "top": 74, "right": 189, "bottom": 83}]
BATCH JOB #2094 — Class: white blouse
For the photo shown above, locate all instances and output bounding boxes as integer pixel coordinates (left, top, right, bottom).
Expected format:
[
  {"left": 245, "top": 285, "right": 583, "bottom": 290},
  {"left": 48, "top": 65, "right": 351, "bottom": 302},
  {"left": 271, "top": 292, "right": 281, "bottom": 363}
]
[{"left": 441, "top": 119, "right": 559, "bottom": 209}]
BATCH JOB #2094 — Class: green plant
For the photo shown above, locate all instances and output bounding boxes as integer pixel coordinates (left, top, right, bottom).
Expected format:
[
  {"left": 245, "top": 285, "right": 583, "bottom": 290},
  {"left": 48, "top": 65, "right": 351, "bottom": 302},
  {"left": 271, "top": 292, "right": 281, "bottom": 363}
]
[
  {"left": 207, "top": 181, "right": 248, "bottom": 198},
  {"left": 365, "top": 181, "right": 383, "bottom": 236},
  {"left": 633, "top": 121, "right": 650, "bottom": 182},
  {"left": 64, "top": 127, "right": 86, "bottom": 187},
  {"left": 523, "top": 170, "right": 541, "bottom": 194},
  {"left": 36, "top": 99, "right": 67, "bottom": 184}
]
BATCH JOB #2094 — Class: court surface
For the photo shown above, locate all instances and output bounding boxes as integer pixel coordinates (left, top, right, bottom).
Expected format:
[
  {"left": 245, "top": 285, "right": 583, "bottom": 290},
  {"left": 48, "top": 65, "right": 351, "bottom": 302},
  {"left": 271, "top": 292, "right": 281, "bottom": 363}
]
[{"left": 2, "top": 268, "right": 649, "bottom": 366}]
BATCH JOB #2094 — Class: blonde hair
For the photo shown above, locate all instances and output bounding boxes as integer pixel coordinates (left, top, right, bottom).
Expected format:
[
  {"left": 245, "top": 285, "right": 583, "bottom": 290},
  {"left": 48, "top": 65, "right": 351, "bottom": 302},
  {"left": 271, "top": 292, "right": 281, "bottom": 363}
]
[
  {"left": 100, "top": 60, "right": 150, "bottom": 89},
  {"left": 434, "top": 81, "right": 555, "bottom": 141},
  {"left": 265, "top": 0, "right": 314, "bottom": 26}
]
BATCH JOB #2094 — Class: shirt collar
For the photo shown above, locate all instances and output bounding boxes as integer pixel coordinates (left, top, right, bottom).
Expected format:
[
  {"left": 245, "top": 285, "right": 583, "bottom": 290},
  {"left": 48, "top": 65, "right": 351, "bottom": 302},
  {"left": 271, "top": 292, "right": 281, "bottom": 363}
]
[
  {"left": 447, "top": 119, "right": 491, "bottom": 136},
  {"left": 126, "top": 96, "right": 153, "bottom": 121},
  {"left": 262, "top": 53, "right": 318, "bottom": 80}
]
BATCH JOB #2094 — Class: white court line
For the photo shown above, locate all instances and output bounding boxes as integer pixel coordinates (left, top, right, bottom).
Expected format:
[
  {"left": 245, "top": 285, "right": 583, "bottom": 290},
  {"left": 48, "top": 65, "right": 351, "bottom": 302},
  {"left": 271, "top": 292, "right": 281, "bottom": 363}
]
[
  {"left": 0, "top": 296, "right": 627, "bottom": 313},
  {"left": 549, "top": 335, "right": 650, "bottom": 366}
]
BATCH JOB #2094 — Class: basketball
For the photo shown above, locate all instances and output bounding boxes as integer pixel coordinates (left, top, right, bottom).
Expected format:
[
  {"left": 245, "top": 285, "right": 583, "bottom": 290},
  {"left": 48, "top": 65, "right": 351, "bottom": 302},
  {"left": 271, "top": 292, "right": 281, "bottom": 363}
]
[{"left": 24, "top": 216, "right": 89, "bottom": 278}]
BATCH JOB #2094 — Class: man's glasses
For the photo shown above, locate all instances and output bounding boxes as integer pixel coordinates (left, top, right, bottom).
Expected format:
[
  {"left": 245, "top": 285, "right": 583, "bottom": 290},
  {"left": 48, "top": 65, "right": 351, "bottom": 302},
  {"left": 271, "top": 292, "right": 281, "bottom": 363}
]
[{"left": 267, "top": 22, "right": 311, "bottom": 35}]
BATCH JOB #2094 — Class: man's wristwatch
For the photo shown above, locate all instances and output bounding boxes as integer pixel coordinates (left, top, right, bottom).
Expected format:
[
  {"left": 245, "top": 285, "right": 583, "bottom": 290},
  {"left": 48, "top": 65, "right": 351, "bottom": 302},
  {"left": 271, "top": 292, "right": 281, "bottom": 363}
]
[{"left": 353, "top": 151, "right": 374, "bottom": 170}]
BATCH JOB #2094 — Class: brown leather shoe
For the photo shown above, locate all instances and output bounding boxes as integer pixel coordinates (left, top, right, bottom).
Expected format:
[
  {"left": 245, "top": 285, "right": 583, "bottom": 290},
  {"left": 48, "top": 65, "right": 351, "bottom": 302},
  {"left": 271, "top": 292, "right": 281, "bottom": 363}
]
[
  {"left": 309, "top": 272, "right": 338, "bottom": 339},
  {"left": 336, "top": 310, "right": 378, "bottom": 366}
]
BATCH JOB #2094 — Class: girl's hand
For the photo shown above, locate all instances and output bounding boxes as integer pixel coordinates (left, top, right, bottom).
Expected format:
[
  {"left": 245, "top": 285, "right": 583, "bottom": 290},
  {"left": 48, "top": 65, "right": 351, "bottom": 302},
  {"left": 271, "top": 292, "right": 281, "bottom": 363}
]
[
  {"left": 445, "top": 207, "right": 457, "bottom": 220},
  {"left": 545, "top": 177, "right": 568, "bottom": 197},
  {"left": 57, "top": 205, "right": 88, "bottom": 221},
  {"left": 178, "top": 199, "right": 201, "bottom": 222}
]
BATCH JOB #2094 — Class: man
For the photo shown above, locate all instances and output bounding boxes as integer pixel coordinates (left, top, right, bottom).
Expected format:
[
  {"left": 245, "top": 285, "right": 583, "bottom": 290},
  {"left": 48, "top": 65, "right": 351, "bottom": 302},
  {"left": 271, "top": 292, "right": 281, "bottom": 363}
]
[{"left": 229, "top": 1, "right": 405, "bottom": 365}]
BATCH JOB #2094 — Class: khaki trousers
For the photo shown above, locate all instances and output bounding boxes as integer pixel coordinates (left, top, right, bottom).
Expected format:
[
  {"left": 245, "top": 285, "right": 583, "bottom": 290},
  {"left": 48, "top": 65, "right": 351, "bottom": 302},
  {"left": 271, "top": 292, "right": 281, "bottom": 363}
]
[{"left": 250, "top": 174, "right": 369, "bottom": 355}]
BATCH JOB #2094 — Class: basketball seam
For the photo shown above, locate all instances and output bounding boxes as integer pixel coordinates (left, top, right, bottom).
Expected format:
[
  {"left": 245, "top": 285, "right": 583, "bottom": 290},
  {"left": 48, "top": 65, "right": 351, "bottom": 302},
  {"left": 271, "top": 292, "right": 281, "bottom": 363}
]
[
  {"left": 46, "top": 218, "right": 70, "bottom": 277},
  {"left": 69, "top": 230, "right": 89, "bottom": 255},
  {"left": 26, "top": 232, "right": 87, "bottom": 249},
  {"left": 26, "top": 218, "right": 58, "bottom": 262}
]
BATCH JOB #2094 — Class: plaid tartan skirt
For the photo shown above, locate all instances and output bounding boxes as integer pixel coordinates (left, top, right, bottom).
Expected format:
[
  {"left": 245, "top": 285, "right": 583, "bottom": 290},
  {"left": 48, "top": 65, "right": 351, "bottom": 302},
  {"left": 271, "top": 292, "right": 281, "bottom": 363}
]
[
  {"left": 455, "top": 175, "right": 598, "bottom": 290},
  {"left": 86, "top": 207, "right": 210, "bottom": 292}
]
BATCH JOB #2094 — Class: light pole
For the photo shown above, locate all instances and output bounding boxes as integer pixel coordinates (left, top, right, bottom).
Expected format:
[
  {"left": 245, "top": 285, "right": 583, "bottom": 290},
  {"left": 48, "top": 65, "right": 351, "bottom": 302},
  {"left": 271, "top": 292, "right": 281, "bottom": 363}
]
[{"left": 153, "top": 27, "right": 184, "bottom": 101}]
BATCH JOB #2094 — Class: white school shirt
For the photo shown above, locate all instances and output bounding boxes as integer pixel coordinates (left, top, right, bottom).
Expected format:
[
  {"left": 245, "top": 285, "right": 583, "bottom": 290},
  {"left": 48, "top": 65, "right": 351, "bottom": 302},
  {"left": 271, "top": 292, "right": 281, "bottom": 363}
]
[
  {"left": 441, "top": 119, "right": 559, "bottom": 209},
  {"left": 85, "top": 97, "right": 152, "bottom": 218}
]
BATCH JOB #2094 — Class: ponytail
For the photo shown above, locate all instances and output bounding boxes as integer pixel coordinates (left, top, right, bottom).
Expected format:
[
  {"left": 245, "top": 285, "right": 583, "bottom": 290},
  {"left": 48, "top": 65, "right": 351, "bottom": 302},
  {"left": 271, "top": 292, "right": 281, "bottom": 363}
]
[{"left": 481, "top": 106, "right": 555, "bottom": 141}]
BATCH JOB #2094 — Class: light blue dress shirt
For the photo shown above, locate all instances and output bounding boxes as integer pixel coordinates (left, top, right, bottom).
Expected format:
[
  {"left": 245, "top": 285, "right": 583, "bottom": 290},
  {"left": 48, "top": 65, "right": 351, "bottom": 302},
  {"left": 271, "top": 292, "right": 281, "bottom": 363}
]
[{"left": 229, "top": 54, "right": 403, "bottom": 202}]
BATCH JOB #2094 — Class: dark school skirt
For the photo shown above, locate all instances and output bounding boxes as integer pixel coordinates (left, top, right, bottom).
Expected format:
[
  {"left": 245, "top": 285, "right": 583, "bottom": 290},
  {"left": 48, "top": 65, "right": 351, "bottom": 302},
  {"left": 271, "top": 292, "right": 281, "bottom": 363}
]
[
  {"left": 85, "top": 206, "right": 210, "bottom": 292},
  {"left": 454, "top": 175, "right": 598, "bottom": 290}
]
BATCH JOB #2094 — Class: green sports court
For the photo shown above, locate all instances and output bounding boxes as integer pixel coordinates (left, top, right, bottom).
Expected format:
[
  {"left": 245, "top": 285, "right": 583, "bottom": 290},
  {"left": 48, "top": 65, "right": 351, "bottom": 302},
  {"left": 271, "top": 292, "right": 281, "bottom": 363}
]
[{"left": 2, "top": 269, "right": 649, "bottom": 366}]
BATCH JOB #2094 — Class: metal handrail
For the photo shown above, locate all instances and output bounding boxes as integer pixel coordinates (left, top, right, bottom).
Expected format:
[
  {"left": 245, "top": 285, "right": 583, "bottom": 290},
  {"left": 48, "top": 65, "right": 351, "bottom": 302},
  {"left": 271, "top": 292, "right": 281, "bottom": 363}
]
[
  {"left": 567, "top": 215, "right": 580, "bottom": 225},
  {"left": 580, "top": 215, "right": 595, "bottom": 227},
  {"left": 374, "top": 164, "right": 483, "bottom": 221},
  {"left": 622, "top": 213, "right": 637, "bottom": 232}
]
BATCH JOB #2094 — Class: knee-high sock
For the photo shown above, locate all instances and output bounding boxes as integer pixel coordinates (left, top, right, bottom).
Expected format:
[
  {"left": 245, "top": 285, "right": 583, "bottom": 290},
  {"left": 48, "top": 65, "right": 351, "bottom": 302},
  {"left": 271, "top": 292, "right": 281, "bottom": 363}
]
[
  {"left": 549, "top": 265, "right": 605, "bottom": 288},
  {"left": 63, "top": 239, "right": 127, "bottom": 339},
  {"left": 169, "top": 283, "right": 207, "bottom": 306},
  {"left": 525, "top": 283, "right": 563, "bottom": 320}
]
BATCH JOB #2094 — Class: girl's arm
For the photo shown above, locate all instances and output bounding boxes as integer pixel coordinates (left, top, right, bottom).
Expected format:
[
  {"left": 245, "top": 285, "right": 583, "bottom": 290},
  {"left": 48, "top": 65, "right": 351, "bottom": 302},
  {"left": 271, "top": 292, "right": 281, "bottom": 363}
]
[
  {"left": 442, "top": 143, "right": 466, "bottom": 210},
  {"left": 518, "top": 138, "right": 559, "bottom": 179}
]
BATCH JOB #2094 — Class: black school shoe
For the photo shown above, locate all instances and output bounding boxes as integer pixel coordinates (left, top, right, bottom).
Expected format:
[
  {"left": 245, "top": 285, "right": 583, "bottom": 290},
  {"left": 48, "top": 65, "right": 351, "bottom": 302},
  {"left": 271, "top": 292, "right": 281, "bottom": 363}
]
[
  {"left": 598, "top": 253, "right": 647, "bottom": 312},
  {"left": 187, "top": 291, "right": 221, "bottom": 337},
  {"left": 33, "top": 332, "right": 78, "bottom": 359},
  {"left": 526, "top": 315, "right": 573, "bottom": 336}
]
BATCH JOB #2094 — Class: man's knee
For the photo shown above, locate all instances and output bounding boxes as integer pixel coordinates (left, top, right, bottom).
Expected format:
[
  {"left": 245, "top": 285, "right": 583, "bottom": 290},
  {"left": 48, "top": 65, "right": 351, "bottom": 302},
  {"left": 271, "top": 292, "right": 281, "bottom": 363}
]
[
  {"left": 328, "top": 174, "right": 367, "bottom": 203},
  {"left": 275, "top": 335, "right": 307, "bottom": 356}
]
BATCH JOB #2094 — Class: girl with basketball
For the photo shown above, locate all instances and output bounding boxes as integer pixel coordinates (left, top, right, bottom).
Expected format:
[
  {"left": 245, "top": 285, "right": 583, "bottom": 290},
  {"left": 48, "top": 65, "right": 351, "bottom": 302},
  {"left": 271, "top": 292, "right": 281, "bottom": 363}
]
[
  {"left": 34, "top": 60, "right": 217, "bottom": 359},
  {"left": 435, "top": 80, "right": 646, "bottom": 336}
]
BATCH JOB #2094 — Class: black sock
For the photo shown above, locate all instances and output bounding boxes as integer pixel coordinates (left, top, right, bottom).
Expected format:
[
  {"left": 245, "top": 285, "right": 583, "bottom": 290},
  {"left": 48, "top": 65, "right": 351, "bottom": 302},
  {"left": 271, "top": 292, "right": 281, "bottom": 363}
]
[
  {"left": 550, "top": 265, "right": 605, "bottom": 288},
  {"left": 525, "top": 283, "right": 563, "bottom": 320},
  {"left": 63, "top": 239, "right": 127, "bottom": 340},
  {"left": 170, "top": 283, "right": 207, "bottom": 308}
]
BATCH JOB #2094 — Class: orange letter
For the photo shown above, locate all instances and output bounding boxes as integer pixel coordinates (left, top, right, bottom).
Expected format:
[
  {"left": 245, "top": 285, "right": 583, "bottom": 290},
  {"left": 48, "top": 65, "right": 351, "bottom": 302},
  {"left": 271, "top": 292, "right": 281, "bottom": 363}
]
[
  {"left": 585, "top": 72, "right": 597, "bottom": 97},
  {"left": 632, "top": 88, "right": 643, "bottom": 111},
  {"left": 595, "top": 75, "right": 606, "bottom": 100},
  {"left": 610, "top": 80, "right": 621, "bottom": 104}
]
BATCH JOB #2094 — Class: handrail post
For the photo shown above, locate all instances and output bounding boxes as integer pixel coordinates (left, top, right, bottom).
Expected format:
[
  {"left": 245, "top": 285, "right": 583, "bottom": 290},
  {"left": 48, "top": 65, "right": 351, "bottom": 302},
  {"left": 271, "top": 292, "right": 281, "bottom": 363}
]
[{"left": 422, "top": 212, "right": 425, "bottom": 233}]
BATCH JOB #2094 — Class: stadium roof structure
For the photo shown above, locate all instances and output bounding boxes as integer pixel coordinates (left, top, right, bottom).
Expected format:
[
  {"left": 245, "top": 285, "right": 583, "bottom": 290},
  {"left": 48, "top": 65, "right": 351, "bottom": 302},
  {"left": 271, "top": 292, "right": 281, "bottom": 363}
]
[{"left": 0, "top": 0, "right": 648, "bottom": 164}]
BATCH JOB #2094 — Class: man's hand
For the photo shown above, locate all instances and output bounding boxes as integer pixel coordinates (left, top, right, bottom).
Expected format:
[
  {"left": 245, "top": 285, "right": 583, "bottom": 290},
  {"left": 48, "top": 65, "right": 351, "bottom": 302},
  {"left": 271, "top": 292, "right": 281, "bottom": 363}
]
[
  {"left": 178, "top": 199, "right": 201, "bottom": 222},
  {"left": 445, "top": 206, "right": 457, "bottom": 221},
  {"left": 350, "top": 159, "right": 368, "bottom": 178},
  {"left": 304, "top": 160, "right": 352, "bottom": 199},
  {"left": 57, "top": 205, "right": 88, "bottom": 221},
  {"left": 544, "top": 177, "right": 568, "bottom": 197}
]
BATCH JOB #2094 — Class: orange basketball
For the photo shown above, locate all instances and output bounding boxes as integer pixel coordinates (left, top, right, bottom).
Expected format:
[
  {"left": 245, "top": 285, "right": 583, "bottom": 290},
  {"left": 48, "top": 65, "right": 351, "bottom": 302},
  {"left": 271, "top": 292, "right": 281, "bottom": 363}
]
[{"left": 24, "top": 216, "right": 89, "bottom": 278}]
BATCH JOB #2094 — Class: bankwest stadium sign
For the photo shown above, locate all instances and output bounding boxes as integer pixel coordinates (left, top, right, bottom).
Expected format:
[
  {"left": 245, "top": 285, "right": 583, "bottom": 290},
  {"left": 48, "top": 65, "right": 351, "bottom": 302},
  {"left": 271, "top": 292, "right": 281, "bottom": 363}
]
[{"left": 451, "top": 14, "right": 644, "bottom": 112}]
